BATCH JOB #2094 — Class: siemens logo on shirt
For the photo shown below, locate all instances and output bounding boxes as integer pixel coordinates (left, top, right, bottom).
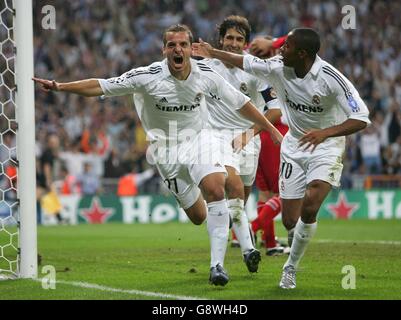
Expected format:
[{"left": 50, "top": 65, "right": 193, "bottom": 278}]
[
  {"left": 285, "top": 96, "right": 323, "bottom": 113},
  {"left": 156, "top": 103, "right": 200, "bottom": 112}
]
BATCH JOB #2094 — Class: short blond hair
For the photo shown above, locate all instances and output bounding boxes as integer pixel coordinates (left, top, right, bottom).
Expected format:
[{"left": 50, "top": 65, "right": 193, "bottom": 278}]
[{"left": 163, "top": 24, "right": 194, "bottom": 46}]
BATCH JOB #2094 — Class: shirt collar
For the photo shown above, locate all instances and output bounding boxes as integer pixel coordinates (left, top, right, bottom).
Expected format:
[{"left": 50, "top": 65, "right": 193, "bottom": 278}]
[
  {"left": 161, "top": 58, "right": 170, "bottom": 78},
  {"left": 310, "top": 55, "right": 322, "bottom": 76}
]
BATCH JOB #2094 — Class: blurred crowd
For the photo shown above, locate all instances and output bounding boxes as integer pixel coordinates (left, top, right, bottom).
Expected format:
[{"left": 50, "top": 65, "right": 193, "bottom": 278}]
[{"left": 31, "top": 0, "right": 401, "bottom": 193}]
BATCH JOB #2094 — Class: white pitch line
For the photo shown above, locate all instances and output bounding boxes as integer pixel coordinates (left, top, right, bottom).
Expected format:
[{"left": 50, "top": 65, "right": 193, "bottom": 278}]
[
  {"left": 314, "top": 239, "right": 401, "bottom": 245},
  {"left": 35, "top": 279, "right": 206, "bottom": 300}
]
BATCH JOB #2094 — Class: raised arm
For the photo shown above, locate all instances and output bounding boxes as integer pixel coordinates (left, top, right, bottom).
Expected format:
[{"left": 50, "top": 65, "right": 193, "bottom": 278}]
[
  {"left": 192, "top": 39, "right": 244, "bottom": 70},
  {"left": 33, "top": 77, "right": 103, "bottom": 97}
]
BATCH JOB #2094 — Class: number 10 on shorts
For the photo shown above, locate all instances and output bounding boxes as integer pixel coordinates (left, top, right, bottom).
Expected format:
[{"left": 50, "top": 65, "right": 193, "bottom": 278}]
[{"left": 280, "top": 162, "right": 293, "bottom": 179}]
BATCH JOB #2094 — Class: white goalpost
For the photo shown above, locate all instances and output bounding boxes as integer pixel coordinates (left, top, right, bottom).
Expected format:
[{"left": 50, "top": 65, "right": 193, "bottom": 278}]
[
  {"left": 0, "top": 0, "right": 37, "bottom": 279},
  {"left": 15, "top": 0, "right": 37, "bottom": 279}
]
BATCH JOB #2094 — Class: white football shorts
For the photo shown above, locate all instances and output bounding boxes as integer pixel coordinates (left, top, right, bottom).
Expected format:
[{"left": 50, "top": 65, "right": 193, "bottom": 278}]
[
  {"left": 217, "top": 130, "right": 261, "bottom": 187},
  {"left": 152, "top": 130, "right": 227, "bottom": 209},
  {"left": 279, "top": 133, "right": 344, "bottom": 199}
]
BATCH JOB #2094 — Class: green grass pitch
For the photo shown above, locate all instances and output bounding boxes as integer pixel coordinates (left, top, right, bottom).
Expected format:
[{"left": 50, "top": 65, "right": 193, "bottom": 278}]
[{"left": 1, "top": 219, "right": 401, "bottom": 300}]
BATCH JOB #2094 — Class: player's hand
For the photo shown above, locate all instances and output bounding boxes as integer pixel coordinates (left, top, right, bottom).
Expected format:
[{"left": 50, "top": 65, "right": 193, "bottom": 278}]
[
  {"left": 32, "top": 77, "right": 59, "bottom": 92},
  {"left": 192, "top": 39, "right": 213, "bottom": 58},
  {"left": 270, "top": 129, "right": 283, "bottom": 145},
  {"left": 299, "top": 130, "right": 328, "bottom": 153},
  {"left": 249, "top": 37, "right": 273, "bottom": 57},
  {"left": 232, "top": 130, "right": 254, "bottom": 153}
]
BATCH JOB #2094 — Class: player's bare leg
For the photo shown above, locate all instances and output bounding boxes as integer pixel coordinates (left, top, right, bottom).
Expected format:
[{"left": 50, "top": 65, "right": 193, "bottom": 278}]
[
  {"left": 184, "top": 194, "right": 208, "bottom": 225},
  {"left": 301, "top": 180, "right": 332, "bottom": 224},
  {"left": 281, "top": 198, "right": 303, "bottom": 247},
  {"left": 280, "top": 180, "right": 331, "bottom": 289},
  {"left": 225, "top": 166, "right": 260, "bottom": 273},
  {"left": 199, "top": 172, "right": 230, "bottom": 286}
]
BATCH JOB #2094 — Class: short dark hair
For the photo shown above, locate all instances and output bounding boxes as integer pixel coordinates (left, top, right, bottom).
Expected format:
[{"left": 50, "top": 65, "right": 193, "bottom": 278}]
[
  {"left": 218, "top": 15, "right": 251, "bottom": 43},
  {"left": 291, "top": 28, "right": 320, "bottom": 57},
  {"left": 163, "top": 24, "right": 193, "bottom": 46}
]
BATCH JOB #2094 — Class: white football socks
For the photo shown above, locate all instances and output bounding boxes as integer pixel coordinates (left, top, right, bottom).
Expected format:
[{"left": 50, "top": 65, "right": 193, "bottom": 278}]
[
  {"left": 284, "top": 218, "right": 317, "bottom": 270},
  {"left": 288, "top": 227, "right": 295, "bottom": 247},
  {"left": 207, "top": 199, "right": 230, "bottom": 268},
  {"left": 228, "top": 198, "right": 254, "bottom": 254}
]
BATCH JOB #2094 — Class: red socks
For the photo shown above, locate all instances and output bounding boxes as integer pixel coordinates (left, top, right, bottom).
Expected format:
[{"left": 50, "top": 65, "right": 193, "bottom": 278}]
[
  {"left": 251, "top": 201, "right": 265, "bottom": 233},
  {"left": 252, "top": 196, "right": 282, "bottom": 249}
]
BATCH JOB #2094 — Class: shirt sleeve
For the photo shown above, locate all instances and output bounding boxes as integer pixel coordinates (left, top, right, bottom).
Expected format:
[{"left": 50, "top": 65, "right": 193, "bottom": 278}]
[
  {"left": 272, "top": 36, "right": 287, "bottom": 49},
  {"left": 255, "top": 76, "right": 269, "bottom": 92},
  {"left": 266, "top": 98, "right": 281, "bottom": 110},
  {"left": 329, "top": 73, "right": 371, "bottom": 124},
  {"left": 98, "top": 68, "right": 143, "bottom": 97},
  {"left": 260, "top": 87, "right": 280, "bottom": 110},
  {"left": 207, "top": 72, "right": 251, "bottom": 110},
  {"left": 243, "top": 54, "right": 283, "bottom": 81}
]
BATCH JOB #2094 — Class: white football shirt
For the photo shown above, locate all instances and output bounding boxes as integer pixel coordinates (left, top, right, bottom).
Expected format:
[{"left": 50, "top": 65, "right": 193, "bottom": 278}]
[
  {"left": 243, "top": 54, "right": 371, "bottom": 144},
  {"left": 98, "top": 58, "right": 250, "bottom": 142},
  {"left": 202, "top": 58, "right": 279, "bottom": 130}
]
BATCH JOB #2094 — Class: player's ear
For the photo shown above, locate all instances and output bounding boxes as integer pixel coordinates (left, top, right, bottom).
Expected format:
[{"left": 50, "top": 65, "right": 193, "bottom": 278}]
[{"left": 297, "top": 49, "right": 308, "bottom": 60}]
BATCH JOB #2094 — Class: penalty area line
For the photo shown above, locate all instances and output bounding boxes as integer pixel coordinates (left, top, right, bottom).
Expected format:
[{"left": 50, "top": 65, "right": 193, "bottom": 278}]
[{"left": 34, "top": 279, "right": 206, "bottom": 300}]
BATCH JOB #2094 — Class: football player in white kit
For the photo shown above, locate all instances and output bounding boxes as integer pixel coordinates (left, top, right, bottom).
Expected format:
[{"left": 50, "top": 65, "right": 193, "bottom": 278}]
[
  {"left": 193, "top": 28, "right": 370, "bottom": 289},
  {"left": 200, "top": 15, "right": 281, "bottom": 273},
  {"left": 33, "top": 25, "right": 283, "bottom": 287}
]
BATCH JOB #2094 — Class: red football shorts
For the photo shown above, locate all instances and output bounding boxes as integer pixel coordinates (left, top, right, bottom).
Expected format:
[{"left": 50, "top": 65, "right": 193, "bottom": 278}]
[{"left": 256, "top": 120, "right": 289, "bottom": 193}]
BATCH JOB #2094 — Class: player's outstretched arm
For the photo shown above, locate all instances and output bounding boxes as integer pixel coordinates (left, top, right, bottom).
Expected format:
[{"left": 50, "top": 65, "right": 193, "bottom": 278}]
[
  {"left": 192, "top": 39, "right": 244, "bottom": 70},
  {"left": 32, "top": 77, "right": 103, "bottom": 97},
  {"left": 299, "top": 119, "right": 368, "bottom": 153}
]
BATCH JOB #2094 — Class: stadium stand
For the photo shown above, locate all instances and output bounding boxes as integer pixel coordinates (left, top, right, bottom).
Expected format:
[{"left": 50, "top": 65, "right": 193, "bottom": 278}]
[{"left": 31, "top": 0, "right": 401, "bottom": 192}]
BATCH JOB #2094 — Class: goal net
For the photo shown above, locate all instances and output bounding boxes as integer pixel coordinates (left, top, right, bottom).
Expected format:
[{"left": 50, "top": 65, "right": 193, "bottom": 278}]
[
  {"left": 0, "top": 0, "right": 18, "bottom": 279},
  {"left": 0, "top": 0, "right": 37, "bottom": 280}
]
